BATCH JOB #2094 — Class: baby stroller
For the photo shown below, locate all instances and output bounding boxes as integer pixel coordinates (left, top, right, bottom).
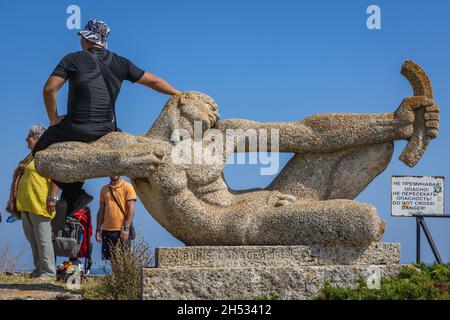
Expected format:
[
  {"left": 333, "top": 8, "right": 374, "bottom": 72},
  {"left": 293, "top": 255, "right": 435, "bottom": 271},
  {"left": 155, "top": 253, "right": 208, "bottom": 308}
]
[{"left": 52, "top": 207, "right": 93, "bottom": 281}]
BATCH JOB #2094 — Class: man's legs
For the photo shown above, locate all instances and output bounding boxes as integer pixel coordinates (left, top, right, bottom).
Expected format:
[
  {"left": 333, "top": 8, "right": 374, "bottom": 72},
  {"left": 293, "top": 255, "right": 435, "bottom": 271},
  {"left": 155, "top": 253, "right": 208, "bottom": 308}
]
[
  {"left": 32, "top": 122, "right": 88, "bottom": 215},
  {"left": 101, "top": 231, "right": 130, "bottom": 260},
  {"left": 58, "top": 182, "right": 91, "bottom": 216},
  {"left": 101, "top": 231, "right": 120, "bottom": 260},
  {"left": 32, "top": 121, "right": 72, "bottom": 156},
  {"left": 33, "top": 120, "right": 113, "bottom": 215}
]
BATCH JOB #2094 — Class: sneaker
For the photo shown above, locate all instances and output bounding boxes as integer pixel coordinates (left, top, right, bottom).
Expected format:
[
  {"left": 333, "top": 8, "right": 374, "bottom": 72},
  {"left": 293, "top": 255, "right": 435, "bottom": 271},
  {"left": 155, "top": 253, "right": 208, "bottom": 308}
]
[
  {"left": 70, "top": 189, "right": 93, "bottom": 215},
  {"left": 29, "top": 270, "right": 39, "bottom": 279},
  {"left": 35, "top": 274, "right": 56, "bottom": 282}
]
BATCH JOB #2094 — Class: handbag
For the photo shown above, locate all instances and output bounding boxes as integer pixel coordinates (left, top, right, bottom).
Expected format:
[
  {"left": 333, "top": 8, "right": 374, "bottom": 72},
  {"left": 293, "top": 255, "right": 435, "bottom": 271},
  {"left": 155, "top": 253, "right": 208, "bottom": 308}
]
[
  {"left": 6, "top": 153, "right": 33, "bottom": 219},
  {"left": 87, "top": 49, "right": 122, "bottom": 132},
  {"left": 108, "top": 186, "right": 136, "bottom": 240}
]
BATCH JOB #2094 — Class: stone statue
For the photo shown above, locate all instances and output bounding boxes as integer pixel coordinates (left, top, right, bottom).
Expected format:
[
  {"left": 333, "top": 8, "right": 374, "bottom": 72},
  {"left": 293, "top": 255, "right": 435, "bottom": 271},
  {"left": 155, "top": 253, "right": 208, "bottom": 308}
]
[{"left": 35, "top": 60, "right": 439, "bottom": 246}]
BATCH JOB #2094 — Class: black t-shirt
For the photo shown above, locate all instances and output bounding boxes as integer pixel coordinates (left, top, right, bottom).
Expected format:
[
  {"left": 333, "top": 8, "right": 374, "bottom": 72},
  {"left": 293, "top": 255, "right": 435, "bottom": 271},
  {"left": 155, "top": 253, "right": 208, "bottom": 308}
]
[{"left": 51, "top": 47, "right": 145, "bottom": 124}]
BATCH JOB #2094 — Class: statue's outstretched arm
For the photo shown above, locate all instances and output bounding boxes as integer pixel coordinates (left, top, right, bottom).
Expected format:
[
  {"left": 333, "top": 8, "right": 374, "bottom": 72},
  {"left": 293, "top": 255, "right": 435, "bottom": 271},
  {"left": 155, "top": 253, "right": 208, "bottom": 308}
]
[{"left": 215, "top": 96, "right": 438, "bottom": 154}]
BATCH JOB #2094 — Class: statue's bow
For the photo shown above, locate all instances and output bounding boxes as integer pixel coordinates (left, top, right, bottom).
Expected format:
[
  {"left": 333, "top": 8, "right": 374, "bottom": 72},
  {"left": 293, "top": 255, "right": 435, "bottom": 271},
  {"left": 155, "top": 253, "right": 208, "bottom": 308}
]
[{"left": 399, "top": 60, "right": 434, "bottom": 167}]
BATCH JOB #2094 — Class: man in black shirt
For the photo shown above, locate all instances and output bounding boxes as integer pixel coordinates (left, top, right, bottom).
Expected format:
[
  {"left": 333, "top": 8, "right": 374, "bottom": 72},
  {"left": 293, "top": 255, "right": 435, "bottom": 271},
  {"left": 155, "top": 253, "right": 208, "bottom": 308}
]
[{"left": 33, "top": 19, "right": 179, "bottom": 216}]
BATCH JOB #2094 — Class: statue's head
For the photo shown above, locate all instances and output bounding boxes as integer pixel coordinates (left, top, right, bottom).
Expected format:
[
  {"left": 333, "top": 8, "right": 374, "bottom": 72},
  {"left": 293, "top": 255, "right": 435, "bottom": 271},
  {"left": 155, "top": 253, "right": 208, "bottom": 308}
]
[
  {"left": 178, "top": 92, "right": 220, "bottom": 131},
  {"left": 147, "top": 91, "right": 220, "bottom": 140}
]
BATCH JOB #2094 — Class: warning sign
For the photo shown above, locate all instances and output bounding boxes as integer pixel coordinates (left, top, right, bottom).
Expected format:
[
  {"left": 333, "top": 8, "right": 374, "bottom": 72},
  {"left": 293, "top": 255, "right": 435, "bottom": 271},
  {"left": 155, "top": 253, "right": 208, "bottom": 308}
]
[{"left": 391, "top": 176, "right": 444, "bottom": 216}]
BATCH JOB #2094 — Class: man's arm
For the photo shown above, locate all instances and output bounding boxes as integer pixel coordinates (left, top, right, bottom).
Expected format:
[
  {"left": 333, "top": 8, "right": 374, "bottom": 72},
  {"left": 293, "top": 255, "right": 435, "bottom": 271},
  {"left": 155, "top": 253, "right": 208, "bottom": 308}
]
[
  {"left": 121, "top": 200, "right": 136, "bottom": 240},
  {"left": 43, "top": 76, "right": 66, "bottom": 126},
  {"left": 96, "top": 201, "right": 106, "bottom": 243},
  {"left": 136, "top": 72, "right": 180, "bottom": 96}
]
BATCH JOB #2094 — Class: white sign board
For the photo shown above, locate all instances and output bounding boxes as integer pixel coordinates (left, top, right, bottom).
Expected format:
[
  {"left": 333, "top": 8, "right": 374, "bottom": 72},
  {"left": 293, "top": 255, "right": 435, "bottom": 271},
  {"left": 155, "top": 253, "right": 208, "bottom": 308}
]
[{"left": 391, "top": 176, "right": 444, "bottom": 216}]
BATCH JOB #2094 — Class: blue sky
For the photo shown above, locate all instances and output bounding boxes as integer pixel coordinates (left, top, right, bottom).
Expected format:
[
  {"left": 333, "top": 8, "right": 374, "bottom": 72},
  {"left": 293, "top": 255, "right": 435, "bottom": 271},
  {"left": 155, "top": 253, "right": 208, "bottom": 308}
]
[{"left": 0, "top": 0, "right": 449, "bottom": 269}]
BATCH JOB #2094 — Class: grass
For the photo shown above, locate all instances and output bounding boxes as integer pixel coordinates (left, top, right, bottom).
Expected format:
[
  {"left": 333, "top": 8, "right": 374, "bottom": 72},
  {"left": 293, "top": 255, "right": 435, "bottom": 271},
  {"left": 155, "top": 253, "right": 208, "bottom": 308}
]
[
  {"left": 80, "top": 235, "right": 153, "bottom": 300},
  {"left": 1, "top": 235, "right": 153, "bottom": 300},
  {"left": 317, "top": 263, "right": 450, "bottom": 300},
  {"left": 0, "top": 271, "right": 62, "bottom": 287},
  {"left": 0, "top": 270, "right": 71, "bottom": 300}
]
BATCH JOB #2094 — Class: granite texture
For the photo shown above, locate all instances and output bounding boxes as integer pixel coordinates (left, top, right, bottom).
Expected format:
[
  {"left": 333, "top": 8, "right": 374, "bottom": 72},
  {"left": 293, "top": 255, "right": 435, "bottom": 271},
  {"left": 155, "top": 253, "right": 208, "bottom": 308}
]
[
  {"left": 143, "top": 243, "right": 402, "bottom": 300},
  {"left": 34, "top": 132, "right": 167, "bottom": 182},
  {"left": 155, "top": 243, "right": 400, "bottom": 268},
  {"left": 34, "top": 61, "right": 439, "bottom": 246},
  {"left": 398, "top": 60, "right": 436, "bottom": 167},
  {"left": 142, "top": 264, "right": 403, "bottom": 300}
]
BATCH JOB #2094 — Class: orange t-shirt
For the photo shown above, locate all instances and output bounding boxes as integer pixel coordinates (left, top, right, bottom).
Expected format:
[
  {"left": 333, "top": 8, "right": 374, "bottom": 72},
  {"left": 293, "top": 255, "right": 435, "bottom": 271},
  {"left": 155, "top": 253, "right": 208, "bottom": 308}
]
[{"left": 100, "top": 179, "right": 137, "bottom": 231}]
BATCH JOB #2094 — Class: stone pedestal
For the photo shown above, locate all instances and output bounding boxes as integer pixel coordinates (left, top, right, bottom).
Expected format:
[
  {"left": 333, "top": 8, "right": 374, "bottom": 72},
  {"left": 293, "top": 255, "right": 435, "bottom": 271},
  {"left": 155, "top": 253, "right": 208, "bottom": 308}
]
[{"left": 142, "top": 243, "right": 403, "bottom": 300}]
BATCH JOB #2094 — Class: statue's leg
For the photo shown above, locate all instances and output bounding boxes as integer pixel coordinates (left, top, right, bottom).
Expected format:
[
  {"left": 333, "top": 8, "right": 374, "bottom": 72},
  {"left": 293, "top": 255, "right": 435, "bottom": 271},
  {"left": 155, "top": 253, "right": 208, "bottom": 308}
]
[
  {"left": 35, "top": 132, "right": 167, "bottom": 183},
  {"left": 268, "top": 142, "right": 393, "bottom": 200},
  {"left": 247, "top": 198, "right": 384, "bottom": 245}
]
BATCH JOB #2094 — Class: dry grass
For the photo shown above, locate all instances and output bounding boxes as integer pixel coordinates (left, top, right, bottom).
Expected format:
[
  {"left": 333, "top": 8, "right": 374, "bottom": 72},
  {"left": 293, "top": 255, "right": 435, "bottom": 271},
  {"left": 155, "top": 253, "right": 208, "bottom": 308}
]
[
  {"left": 0, "top": 244, "right": 25, "bottom": 273},
  {"left": 0, "top": 271, "right": 65, "bottom": 288},
  {"left": 81, "top": 235, "right": 153, "bottom": 300},
  {"left": 0, "top": 237, "right": 153, "bottom": 300}
]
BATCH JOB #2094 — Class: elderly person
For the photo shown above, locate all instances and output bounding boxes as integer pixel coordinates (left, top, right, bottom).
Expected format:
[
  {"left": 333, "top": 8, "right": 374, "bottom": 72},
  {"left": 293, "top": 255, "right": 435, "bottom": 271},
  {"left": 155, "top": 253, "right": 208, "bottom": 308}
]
[{"left": 7, "top": 125, "right": 60, "bottom": 279}]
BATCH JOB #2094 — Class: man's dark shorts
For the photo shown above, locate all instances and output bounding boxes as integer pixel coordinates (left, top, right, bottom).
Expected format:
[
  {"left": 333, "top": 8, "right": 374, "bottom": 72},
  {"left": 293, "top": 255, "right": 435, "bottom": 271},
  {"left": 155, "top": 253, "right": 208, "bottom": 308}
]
[
  {"left": 32, "top": 118, "right": 115, "bottom": 156},
  {"left": 31, "top": 118, "right": 115, "bottom": 216},
  {"left": 101, "top": 230, "right": 131, "bottom": 260}
]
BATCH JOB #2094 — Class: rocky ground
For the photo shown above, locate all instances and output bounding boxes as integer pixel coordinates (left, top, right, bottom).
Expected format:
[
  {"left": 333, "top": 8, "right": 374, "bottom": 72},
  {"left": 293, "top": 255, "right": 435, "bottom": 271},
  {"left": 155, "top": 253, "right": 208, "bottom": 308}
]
[{"left": 0, "top": 272, "right": 82, "bottom": 300}]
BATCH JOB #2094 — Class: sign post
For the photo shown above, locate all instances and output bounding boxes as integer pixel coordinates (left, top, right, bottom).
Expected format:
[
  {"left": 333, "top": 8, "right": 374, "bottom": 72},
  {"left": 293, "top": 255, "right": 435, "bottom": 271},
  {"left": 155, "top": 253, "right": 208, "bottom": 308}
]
[{"left": 391, "top": 176, "right": 448, "bottom": 264}]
